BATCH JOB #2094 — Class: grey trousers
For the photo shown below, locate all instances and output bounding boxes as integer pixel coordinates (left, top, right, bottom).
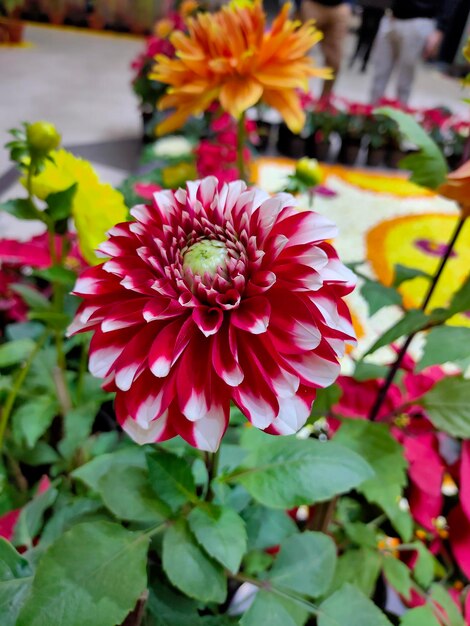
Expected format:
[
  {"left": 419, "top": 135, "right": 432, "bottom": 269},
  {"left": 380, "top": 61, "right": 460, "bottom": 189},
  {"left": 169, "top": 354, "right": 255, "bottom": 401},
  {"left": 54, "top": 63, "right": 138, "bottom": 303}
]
[{"left": 370, "top": 15, "right": 435, "bottom": 104}]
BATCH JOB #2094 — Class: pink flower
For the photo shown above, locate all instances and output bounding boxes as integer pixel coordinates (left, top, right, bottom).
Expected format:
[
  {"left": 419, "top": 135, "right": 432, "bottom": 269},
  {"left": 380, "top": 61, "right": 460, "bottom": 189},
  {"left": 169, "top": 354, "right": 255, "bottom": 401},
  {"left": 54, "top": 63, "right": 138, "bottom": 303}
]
[{"left": 69, "top": 177, "right": 355, "bottom": 451}]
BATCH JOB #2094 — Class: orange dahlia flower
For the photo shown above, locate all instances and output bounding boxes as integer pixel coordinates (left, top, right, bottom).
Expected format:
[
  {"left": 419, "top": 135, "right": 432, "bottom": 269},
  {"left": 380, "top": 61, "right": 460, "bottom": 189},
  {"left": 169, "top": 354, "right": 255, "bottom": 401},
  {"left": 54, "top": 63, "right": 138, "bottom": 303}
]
[{"left": 151, "top": 1, "right": 331, "bottom": 135}]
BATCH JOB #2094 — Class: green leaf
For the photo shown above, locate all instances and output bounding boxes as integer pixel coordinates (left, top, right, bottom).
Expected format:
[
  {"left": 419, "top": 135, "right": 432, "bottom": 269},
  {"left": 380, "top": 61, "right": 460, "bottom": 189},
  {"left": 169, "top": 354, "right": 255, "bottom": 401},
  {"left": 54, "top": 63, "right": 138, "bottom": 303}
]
[
  {"left": 72, "top": 446, "right": 147, "bottom": 491},
  {"left": 419, "top": 326, "right": 470, "bottom": 370},
  {"left": 382, "top": 556, "right": 412, "bottom": 601},
  {"left": 58, "top": 402, "right": 99, "bottom": 459},
  {"left": 0, "top": 538, "right": 33, "bottom": 626},
  {"left": 147, "top": 449, "right": 197, "bottom": 512},
  {"left": 361, "top": 279, "right": 402, "bottom": 315},
  {"left": 393, "top": 264, "right": 431, "bottom": 288},
  {"left": 309, "top": 385, "right": 342, "bottom": 419},
  {"left": 40, "top": 497, "right": 105, "bottom": 546},
  {"left": 244, "top": 506, "right": 298, "bottom": 551},
  {"left": 5, "top": 322, "right": 44, "bottom": 341},
  {"left": 32, "top": 266, "right": 77, "bottom": 288},
  {"left": 98, "top": 465, "right": 169, "bottom": 522},
  {"left": 233, "top": 435, "right": 374, "bottom": 509},
  {"left": 0, "top": 339, "right": 35, "bottom": 368},
  {"left": 44, "top": 184, "right": 77, "bottom": 222},
  {"left": 268, "top": 532, "right": 336, "bottom": 598},
  {"left": 353, "top": 362, "right": 389, "bottom": 381},
  {"left": 162, "top": 520, "right": 227, "bottom": 604},
  {"left": 430, "top": 584, "right": 466, "bottom": 626},
  {"left": 334, "top": 421, "right": 412, "bottom": 540},
  {"left": 147, "top": 585, "right": 201, "bottom": 626},
  {"left": 328, "top": 549, "right": 382, "bottom": 597},
  {"left": 363, "top": 309, "right": 429, "bottom": 357},
  {"left": 448, "top": 274, "right": 470, "bottom": 316},
  {"left": 412, "top": 542, "right": 435, "bottom": 588},
  {"left": 343, "top": 522, "right": 377, "bottom": 548},
  {"left": 419, "top": 377, "right": 470, "bottom": 438},
  {"left": 188, "top": 504, "right": 247, "bottom": 573},
  {"left": 241, "top": 591, "right": 308, "bottom": 626},
  {"left": 28, "top": 311, "right": 70, "bottom": 330},
  {"left": 13, "top": 486, "right": 58, "bottom": 549},
  {"left": 10, "top": 285, "right": 51, "bottom": 312},
  {"left": 374, "top": 108, "right": 448, "bottom": 189},
  {"left": 0, "top": 199, "right": 41, "bottom": 221},
  {"left": 17, "top": 521, "right": 149, "bottom": 626},
  {"left": 243, "top": 550, "right": 274, "bottom": 576},
  {"left": 12, "top": 397, "right": 58, "bottom": 449},
  {"left": 319, "top": 583, "right": 393, "bottom": 626},
  {"left": 400, "top": 606, "right": 441, "bottom": 626}
]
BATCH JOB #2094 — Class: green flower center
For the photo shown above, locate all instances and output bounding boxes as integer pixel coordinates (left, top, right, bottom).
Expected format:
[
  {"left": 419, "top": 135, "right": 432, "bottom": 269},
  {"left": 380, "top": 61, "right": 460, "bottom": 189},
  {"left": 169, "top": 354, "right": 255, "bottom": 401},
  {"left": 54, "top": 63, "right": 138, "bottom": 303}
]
[{"left": 183, "top": 239, "right": 228, "bottom": 277}]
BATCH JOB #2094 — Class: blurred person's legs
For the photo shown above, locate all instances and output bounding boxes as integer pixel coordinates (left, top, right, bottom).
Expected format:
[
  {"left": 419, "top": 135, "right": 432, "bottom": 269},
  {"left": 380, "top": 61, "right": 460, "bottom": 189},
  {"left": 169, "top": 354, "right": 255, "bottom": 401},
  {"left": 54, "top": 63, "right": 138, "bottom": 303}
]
[
  {"left": 300, "top": 1, "right": 351, "bottom": 98},
  {"left": 370, "top": 15, "right": 398, "bottom": 103},
  {"left": 395, "top": 18, "right": 435, "bottom": 103}
]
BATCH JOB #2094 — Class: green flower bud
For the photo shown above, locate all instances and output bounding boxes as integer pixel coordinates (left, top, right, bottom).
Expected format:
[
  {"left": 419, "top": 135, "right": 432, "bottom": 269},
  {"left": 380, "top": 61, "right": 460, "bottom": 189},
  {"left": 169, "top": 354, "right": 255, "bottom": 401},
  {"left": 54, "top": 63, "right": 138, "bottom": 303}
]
[
  {"left": 183, "top": 239, "right": 228, "bottom": 277},
  {"left": 295, "top": 157, "right": 322, "bottom": 187},
  {"left": 26, "top": 121, "right": 61, "bottom": 155}
]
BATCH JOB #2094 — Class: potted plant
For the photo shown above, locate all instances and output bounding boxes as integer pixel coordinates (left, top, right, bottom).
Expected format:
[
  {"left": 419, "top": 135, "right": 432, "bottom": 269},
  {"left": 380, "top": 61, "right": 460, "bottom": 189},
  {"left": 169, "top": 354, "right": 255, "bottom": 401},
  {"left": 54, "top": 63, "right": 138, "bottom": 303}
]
[
  {"left": 337, "top": 102, "right": 371, "bottom": 165},
  {"left": 0, "top": 0, "right": 25, "bottom": 43},
  {"left": 306, "top": 97, "right": 339, "bottom": 162}
]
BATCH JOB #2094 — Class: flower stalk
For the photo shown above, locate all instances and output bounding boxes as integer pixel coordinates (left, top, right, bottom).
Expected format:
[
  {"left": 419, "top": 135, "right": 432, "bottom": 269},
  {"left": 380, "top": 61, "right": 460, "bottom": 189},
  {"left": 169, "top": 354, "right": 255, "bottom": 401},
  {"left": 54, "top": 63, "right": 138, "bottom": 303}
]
[{"left": 236, "top": 113, "right": 247, "bottom": 182}]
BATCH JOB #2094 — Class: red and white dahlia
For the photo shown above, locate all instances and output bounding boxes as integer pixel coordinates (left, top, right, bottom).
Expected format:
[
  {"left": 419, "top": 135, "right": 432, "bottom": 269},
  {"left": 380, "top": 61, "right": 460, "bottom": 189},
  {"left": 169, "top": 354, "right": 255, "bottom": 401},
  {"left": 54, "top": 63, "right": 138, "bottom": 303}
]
[{"left": 69, "top": 177, "right": 355, "bottom": 451}]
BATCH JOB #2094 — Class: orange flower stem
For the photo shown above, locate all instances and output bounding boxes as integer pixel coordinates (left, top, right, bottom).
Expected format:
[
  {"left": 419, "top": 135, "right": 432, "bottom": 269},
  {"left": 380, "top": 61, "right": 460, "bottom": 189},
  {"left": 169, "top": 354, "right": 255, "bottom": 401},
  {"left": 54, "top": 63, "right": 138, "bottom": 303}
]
[
  {"left": 369, "top": 214, "right": 467, "bottom": 422},
  {"left": 236, "top": 113, "right": 248, "bottom": 183}
]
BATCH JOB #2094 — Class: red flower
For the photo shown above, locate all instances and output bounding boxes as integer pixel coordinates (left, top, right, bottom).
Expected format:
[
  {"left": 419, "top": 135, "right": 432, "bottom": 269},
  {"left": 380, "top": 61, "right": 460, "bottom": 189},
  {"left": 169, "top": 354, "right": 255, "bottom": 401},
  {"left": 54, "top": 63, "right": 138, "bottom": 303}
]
[{"left": 69, "top": 177, "right": 355, "bottom": 451}]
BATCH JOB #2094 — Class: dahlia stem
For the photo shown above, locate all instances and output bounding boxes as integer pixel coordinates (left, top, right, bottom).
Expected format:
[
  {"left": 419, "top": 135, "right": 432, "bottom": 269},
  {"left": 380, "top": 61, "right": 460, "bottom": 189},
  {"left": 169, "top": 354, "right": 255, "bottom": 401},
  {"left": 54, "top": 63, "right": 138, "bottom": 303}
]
[
  {"left": 368, "top": 214, "right": 467, "bottom": 422},
  {"left": 236, "top": 113, "right": 248, "bottom": 183},
  {"left": 0, "top": 331, "right": 48, "bottom": 452},
  {"left": 205, "top": 449, "right": 220, "bottom": 502}
]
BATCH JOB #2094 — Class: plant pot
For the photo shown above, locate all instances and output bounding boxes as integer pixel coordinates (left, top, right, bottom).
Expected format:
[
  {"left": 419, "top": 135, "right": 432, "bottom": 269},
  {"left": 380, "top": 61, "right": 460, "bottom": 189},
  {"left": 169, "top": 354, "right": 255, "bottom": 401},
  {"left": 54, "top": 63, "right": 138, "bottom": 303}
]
[
  {"left": 0, "top": 16, "right": 24, "bottom": 43},
  {"left": 87, "top": 11, "right": 106, "bottom": 30},
  {"left": 313, "top": 140, "right": 331, "bottom": 162},
  {"left": 366, "top": 146, "right": 386, "bottom": 168},
  {"left": 255, "top": 121, "right": 271, "bottom": 153},
  {"left": 276, "top": 123, "right": 307, "bottom": 159},
  {"left": 337, "top": 138, "right": 361, "bottom": 166},
  {"left": 386, "top": 147, "right": 406, "bottom": 169},
  {"left": 447, "top": 152, "right": 462, "bottom": 171}
]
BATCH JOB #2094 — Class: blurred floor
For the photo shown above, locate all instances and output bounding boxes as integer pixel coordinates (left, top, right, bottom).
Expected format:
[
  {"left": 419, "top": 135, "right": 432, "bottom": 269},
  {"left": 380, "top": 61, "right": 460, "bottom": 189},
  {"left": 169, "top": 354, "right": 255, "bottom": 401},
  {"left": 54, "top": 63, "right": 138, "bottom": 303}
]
[{"left": 0, "top": 20, "right": 468, "bottom": 196}]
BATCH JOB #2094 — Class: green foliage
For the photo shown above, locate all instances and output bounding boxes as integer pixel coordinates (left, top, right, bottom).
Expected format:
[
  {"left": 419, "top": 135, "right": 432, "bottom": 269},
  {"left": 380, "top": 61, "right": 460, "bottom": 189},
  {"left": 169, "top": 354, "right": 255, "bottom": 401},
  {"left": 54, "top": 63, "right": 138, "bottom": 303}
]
[
  {"left": 231, "top": 434, "right": 373, "bottom": 508},
  {"left": 268, "top": 532, "right": 336, "bottom": 597},
  {"left": 334, "top": 421, "right": 412, "bottom": 540},
  {"left": 188, "top": 504, "right": 247, "bottom": 573},
  {"left": 400, "top": 607, "right": 441, "bottom": 626},
  {"left": 0, "top": 339, "right": 36, "bottom": 368},
  {"left": 328, "top": 548, "right": 382, "bottom": 597},
  {"left": 382, "top": 555, "right": 412, "bottom": 601},
  {"left": 0, "top": 199, "right": 39, "bottom": 221},
  {"left": 13, "top": 486, "right": 58, "bottom": 549},
  {"left": 16, "top": 521, "right": 149, "bottom": 626},
  {"left": 0, "top": 538, "right": 33, "bottom": 626},
  {"left": 419, "top": 326, "right": 470, "bottom": 370},
  {"left": 147, "top": 449, "right": 197, "bottom": 511},
  {"left": 319, "top": 583, "right": 393, "bottom": 626},
  {"left": 361, "top": 278, "right": 403, "bottom": 315},
  {"left": 241, "top": 591, "right": 308, "bottom": 626},
  {"left": 419, "top": 377, "right": 470, "bottom": 438},
  {"left": 393, "top": 264, "right": 431, "bottom": 288},
  {"left": 162, "top": 520, "right": 227, "bottom": 604},
  {"left": 374, "top": 107, "right": 448, "bottom": 188},
  {"left": 44, "top": 184, "right": 77, "bottom": 223},
  {"left": 244, "top": 506, "right": 298, "bottom": 550}
]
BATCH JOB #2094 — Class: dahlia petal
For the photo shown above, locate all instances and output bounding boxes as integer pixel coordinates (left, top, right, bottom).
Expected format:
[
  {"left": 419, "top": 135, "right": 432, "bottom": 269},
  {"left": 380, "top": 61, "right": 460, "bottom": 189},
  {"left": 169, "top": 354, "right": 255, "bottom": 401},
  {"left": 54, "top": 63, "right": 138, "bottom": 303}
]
[
  {"left": 149, "top": 317, "right": 192, "bottom": 377},
  {"left": 233, "top": 383, "right": 278, "bottom": 429},
  {"left": 449, "top": 505, "right": 470, "bottom": 579},
  {"left": 272, "top": 211, "right": 338, "bottom": 247},
  {"left": 121, "top": 413, "right": 175, "bottom": 445},
  {"left": 193, "top": 306, "right": 224, "bottom": 337},
  {"left": 231, "top": 296, "right": 271, "bottom": 334},
  {"left": 125, "top": 370, "right": 175, "bottom": 427},
  {"left": 114, "top": 325, "right": 158, "bottom": 391},
  {"left": 88, "top": 330, "right": 129, "bottom": 378},
  {"left": 286, "top": 350, "right": 340, "bottom": 388},
  {"left": 73, "top": 272, "right": 117, "bottom": 296},
  {"left": 460, "top": 440, "right": 470, "bottom": 521},
  {"left": 176, "top": 333, "right": 212, "bottom": 421},
  {"left": 212, "top": 321, "right": 243, "bottom": 387},
  {"left": 267, "top": 386, "right": 316, "bottom": 435}
]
